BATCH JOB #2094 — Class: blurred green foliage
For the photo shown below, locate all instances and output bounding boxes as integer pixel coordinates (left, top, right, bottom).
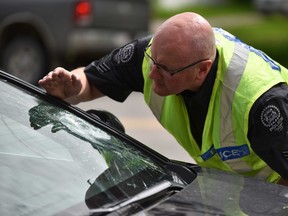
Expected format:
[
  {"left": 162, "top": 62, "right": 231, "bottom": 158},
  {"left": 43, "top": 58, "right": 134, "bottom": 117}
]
[
  {"left": 150, "top": 1, "right": 288, "bottom": 67},
  {"left": 227, "top": 15, "right": 288, "bottom": 68}
]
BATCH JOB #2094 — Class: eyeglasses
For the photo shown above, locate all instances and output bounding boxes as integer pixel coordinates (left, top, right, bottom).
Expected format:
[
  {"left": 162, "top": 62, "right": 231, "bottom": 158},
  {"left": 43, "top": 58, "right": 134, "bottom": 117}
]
[{"left": 144, "top": 45, "right": 209, "bottom": 77}]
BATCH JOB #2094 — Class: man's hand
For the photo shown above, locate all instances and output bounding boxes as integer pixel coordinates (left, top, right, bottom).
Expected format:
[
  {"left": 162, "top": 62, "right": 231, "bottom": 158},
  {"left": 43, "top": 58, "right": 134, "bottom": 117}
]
[{"left": 38, "top": 67, "right": 82, "bottom": 100}]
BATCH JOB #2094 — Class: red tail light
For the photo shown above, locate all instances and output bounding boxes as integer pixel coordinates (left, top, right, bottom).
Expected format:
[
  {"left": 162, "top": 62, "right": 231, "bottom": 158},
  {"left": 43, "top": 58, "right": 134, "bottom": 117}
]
[{"left": 75, "top": 0, "right": 92, "bottom": 21}]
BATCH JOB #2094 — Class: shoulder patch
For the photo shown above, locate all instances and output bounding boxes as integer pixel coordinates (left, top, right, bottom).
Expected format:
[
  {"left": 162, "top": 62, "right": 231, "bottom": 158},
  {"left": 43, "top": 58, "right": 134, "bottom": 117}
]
[
  {"left": 260, "top": 104, "right": 284, "bottom": 133},
  {"left": 114, "top": 43, "right": 135, "bottom": 64}
]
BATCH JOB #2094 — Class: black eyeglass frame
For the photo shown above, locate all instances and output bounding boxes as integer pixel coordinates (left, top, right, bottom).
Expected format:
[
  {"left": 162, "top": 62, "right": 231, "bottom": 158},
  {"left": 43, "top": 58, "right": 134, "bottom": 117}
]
[{"left": 144, "top": 45, "right": 210, "bottom": 76}]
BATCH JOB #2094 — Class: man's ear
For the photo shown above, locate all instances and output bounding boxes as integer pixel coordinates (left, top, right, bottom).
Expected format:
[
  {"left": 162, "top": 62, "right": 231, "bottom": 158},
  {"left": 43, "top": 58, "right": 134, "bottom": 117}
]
[{"left": 196, "top": 60, "right": 213, "bottom": 80}]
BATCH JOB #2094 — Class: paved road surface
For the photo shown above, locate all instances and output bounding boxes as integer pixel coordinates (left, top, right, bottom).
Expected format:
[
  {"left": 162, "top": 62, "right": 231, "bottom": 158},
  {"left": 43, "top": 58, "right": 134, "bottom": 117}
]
[{"left": 77, "top": 92, "right": 195, "bottom": 163}]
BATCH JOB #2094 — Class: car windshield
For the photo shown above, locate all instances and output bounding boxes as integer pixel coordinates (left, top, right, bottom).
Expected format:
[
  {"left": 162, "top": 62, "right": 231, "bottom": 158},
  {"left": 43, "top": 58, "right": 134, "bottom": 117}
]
[{"left": 0, "top": 79, "right": 185, "bottom": 216}]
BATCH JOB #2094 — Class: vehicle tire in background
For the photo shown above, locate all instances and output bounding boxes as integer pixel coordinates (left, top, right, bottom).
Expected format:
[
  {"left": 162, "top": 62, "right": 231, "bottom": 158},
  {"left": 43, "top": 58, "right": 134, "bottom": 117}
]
[{"left": 0, "top": 36, "right": 48, "bottom": 84}]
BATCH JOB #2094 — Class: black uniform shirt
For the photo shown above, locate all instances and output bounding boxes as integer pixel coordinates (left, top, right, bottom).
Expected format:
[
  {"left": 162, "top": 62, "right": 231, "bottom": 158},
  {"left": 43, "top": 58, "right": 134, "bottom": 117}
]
[
  {"left": 84, "top": 37, "right": 288, "bottom": 179},
  {"left": 180, "top": 52, "right": 218, "bottom": 146},
  {"left": 248, "top": 83, "right": 288, "bottom": 179},
  {"left": 84, "top": 36, "right": 150, "bottom": 102}
]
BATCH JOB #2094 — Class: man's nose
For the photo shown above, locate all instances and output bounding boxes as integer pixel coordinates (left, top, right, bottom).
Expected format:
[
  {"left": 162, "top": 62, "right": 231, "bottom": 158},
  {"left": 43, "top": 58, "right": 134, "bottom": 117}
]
[{"left": 148, "top": 64, "right": 162, "bottom": 80}]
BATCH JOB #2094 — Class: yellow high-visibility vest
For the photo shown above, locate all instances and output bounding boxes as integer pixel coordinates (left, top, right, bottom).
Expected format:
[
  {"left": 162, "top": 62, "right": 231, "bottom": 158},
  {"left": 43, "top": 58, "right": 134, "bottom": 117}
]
[{"left": 142, "top": 28, "right": 288, "bottom": 183}]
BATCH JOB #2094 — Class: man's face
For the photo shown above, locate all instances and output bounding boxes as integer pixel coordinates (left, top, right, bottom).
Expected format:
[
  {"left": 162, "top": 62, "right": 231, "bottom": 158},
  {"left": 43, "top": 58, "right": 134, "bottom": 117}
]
[{"left": 147, "top": 43, "right": 199, "bottom": 96}]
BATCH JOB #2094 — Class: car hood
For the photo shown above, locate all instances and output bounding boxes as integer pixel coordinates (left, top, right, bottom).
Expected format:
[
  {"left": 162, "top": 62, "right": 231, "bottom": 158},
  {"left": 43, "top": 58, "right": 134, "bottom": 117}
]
[{"left": 144, "top": 168, "right": 288, "bottom": 215}]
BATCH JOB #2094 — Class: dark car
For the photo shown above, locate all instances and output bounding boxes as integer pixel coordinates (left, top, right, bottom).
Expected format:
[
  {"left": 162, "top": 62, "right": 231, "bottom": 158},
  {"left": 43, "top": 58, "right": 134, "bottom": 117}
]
[
  {"left": 0, "top": 0, "right": 150, "bottom": 84},
  {"left": 0, "top": 69, "right": 288, "bottom": 216}
]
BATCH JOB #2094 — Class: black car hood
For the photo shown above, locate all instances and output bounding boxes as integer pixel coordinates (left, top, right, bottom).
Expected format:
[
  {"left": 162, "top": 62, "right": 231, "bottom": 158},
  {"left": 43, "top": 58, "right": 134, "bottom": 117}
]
[{"left": 145, "top": 168, "right": 288, "bottom": 216}]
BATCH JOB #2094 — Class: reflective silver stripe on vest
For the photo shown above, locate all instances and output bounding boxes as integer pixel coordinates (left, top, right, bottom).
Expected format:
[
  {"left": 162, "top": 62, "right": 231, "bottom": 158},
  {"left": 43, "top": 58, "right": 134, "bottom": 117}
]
[
  {"left": 149, "top": 90, "right": 164, "bottom": 121},
  {"left": 220, "top": 43, "right": 249, "bottom": 146},
  {"left": 219, "top": 43, "right": 265, "bottom": 175}
]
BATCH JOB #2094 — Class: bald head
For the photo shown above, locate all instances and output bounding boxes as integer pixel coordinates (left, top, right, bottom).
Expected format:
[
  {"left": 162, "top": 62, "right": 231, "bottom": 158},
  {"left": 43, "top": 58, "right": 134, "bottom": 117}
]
[{"left": 153, "top": 12, "right": 216, "bottom": 61}]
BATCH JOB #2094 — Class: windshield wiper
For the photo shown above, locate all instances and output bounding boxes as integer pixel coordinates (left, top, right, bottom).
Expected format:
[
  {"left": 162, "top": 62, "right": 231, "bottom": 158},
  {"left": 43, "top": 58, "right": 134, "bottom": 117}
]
[{"left": 89, "top": 180, "right": 184, "bottom": 214}]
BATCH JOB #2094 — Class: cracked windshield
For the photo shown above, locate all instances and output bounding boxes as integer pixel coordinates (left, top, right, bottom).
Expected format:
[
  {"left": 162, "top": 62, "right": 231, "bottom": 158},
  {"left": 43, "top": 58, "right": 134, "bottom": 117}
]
[{"left": 0, "top": 80, "right": 178, "bottom": 215}]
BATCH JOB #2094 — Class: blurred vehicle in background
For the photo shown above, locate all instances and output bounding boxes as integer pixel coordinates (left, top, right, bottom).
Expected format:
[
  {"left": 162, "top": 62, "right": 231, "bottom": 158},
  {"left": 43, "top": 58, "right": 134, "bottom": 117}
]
[
  {"left": 253, "top": 0, "right": 288, "bottom": 15},
  {"left": 0, "top": 0, "right": 150, "bottom": 84}
]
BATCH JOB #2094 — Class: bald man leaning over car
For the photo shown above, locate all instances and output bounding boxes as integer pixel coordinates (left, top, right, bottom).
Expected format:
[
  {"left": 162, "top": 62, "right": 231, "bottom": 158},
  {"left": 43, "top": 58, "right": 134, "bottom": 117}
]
[{"left": 39, "top": 12, "right": 288, "bottom": 186}]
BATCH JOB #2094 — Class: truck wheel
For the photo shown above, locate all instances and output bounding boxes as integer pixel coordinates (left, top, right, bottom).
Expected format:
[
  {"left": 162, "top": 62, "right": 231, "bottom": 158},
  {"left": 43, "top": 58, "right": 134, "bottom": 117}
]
[{"left": 0, "top": 37, "right": 48, "bottom": 84}]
